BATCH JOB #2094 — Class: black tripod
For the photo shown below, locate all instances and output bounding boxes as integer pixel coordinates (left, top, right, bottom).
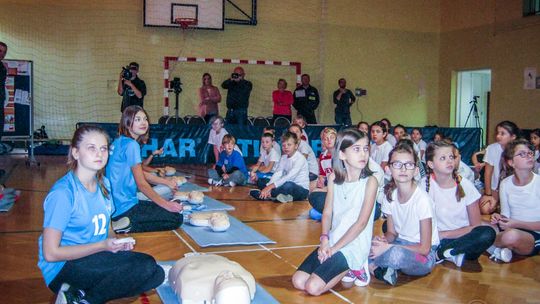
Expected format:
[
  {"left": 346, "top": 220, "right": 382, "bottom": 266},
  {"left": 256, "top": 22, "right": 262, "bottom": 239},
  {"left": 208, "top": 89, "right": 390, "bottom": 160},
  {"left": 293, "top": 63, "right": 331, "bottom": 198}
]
[
  {"left": 464, "top": 95, "right": 484, "bottom": 146},
  {"left": 168, "top": 77, "right": 183, "bottom": 124}
]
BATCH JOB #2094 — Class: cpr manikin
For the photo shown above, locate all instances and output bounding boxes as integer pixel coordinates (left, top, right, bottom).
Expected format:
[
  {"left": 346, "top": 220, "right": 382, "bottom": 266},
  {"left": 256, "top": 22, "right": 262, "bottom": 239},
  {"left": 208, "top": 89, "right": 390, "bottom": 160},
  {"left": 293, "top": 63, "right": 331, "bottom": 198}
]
[
  {"left": 168, "top": 254, "right": 255, "bottom": 304},
  {"left": 189, "top": 211, "right": 231, "bottom": 232}
]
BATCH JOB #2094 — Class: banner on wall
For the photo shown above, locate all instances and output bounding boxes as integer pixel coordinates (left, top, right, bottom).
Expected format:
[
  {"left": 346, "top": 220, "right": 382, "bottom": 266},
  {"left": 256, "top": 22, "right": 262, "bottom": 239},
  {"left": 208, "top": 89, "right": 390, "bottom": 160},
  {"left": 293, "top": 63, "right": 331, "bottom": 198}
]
[{"left": 79, "top": 123, "right": 481, "bottom": 166}]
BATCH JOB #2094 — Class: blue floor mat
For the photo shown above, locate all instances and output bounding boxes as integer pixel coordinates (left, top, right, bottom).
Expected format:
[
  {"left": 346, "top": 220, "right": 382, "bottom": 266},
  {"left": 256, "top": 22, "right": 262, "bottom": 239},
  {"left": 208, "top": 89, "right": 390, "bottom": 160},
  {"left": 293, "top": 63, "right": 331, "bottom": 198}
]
[{"left": 181, "top": 216, "right": 275, "bottom": 247}]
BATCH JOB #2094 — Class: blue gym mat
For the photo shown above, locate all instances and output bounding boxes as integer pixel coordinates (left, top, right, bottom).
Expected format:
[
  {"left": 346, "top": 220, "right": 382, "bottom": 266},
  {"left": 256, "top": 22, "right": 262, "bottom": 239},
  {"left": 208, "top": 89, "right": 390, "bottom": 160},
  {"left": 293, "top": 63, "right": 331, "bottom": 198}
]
[
  {"left": 181, "top": 215, "right": 275, "bottom": 247},
  {"left": 156, "top": 261, "right": 279, "bottom": 304}
]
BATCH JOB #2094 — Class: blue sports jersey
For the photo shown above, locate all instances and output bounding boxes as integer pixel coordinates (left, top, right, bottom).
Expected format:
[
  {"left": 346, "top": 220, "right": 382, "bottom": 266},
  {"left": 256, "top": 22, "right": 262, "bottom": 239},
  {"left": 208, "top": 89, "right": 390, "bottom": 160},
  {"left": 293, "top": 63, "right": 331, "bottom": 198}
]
[
  {"left": 106, "top": 136, "right": 142, "bottom": 217},
  {"left": 38, "top": 171, "right": 113, "bottom": 285},
  {"left": 217, "top": 150, "right": 248, "bottom": 177}
]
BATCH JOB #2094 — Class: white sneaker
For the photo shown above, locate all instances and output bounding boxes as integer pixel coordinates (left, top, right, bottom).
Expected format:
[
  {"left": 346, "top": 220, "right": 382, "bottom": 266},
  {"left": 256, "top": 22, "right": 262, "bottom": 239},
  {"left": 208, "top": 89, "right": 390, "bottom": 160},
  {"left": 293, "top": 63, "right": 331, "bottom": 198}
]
[
  {"left": 490, "top": 247, "right": 512, "bottom": 263},
  {"left": 276, "top": 194, "right": 293, "bottom": 203},
  {"left": 229, "top": 181, "right": 236, "bottom": 187},
  {"left": 207, "top": 178, "right": 214, "bottom": 185},
  {"left": 341, "top": 270, "right": 356, "bottom": 283},
  {"left": 445, "top": 253, "right": 465, "bottom": 267}
]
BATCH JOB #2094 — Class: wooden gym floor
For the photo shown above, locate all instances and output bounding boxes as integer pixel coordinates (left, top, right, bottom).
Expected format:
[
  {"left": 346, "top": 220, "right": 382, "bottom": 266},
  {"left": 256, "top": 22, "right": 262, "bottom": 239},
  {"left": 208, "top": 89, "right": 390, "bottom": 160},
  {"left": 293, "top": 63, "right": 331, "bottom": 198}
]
[{"left": 1, "top": 155, "right": 540, "bottom": 304}]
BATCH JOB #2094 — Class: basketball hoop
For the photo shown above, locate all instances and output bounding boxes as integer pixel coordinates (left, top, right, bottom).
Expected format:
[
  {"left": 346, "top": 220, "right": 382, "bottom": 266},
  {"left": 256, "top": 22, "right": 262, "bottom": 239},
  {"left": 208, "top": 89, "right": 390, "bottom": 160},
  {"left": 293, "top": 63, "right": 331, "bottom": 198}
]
[{"left": 174, "top": 17, "right": 198, "bottom": 29}]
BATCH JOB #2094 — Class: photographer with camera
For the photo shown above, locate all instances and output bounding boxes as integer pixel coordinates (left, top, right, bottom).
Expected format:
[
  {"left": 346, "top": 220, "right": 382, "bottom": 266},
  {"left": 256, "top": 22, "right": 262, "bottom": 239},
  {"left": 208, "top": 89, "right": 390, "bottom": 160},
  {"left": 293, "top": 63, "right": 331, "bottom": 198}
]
[
  {"left": 118, "top": 62, "right": 146, "bottom": 113},
  {"left": 221, "top": 67, "right": 252, "bottom": 125}
]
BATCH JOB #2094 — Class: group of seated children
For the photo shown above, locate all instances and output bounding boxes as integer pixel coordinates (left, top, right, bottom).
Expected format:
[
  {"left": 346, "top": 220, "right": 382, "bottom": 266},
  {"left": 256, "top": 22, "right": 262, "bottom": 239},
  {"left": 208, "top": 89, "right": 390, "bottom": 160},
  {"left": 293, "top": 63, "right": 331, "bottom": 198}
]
[{"left": 39, "top": 105, "right": 539, "bottom": 302}]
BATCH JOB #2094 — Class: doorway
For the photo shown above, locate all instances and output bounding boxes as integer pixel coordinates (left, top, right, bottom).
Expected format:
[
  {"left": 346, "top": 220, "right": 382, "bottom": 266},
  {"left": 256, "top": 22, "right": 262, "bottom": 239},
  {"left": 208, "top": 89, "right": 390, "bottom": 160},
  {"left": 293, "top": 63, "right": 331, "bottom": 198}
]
[{"left": 455, "top": 69, "right": 491, "bottom": 147}]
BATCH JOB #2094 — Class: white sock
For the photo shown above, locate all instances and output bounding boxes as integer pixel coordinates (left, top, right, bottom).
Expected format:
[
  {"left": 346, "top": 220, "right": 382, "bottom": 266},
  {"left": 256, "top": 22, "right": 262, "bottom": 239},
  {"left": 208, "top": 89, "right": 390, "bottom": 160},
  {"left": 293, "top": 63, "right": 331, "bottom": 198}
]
[{"left": 443, "top": 249, "right": 454, "bottom": 258}]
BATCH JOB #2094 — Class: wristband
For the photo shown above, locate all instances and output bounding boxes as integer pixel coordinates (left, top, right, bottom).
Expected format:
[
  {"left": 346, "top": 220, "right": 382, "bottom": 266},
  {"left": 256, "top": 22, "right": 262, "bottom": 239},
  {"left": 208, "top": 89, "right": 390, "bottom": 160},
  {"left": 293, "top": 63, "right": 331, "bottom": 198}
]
[
  {"left": 484, "top": 193, "right": 492, "bottom": 196},
  {"left": 320, "top": 233, "right": 329, "bottom": 242}
]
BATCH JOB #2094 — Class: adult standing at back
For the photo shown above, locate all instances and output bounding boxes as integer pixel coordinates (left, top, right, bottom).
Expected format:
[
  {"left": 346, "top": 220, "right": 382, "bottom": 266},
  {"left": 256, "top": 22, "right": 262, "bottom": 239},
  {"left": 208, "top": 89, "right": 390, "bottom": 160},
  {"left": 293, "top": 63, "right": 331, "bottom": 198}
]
[
  {"left": 0, "top": 42, "right": 7, "bottom": 141},
  {"left": 333, "top": 78, "right": 356, "bottom": 126},
  {"left": 117, "top": 62, "right": 146, "bottom": 112},
  {"left": 0, "top": 42, "right": 8, "bottom": 179},
  {"left": 198, "top": 73, "right": 221, "bottom": 123},
  {"left": 272, "top": 78, "right": 294, "bottom": 123},
  {"left": 293, "top": 74, "right": 320, "bottom": 124},
  {"left": 221, "top": 66, "right": 252, "bottom": 125}
]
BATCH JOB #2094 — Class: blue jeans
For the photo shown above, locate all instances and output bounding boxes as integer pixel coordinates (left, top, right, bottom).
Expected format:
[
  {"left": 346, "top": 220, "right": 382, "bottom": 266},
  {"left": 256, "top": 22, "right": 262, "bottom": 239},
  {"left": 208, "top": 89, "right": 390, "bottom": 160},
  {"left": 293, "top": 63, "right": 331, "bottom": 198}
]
[
  {"left": 371, "top": 238, "right": 437, "bottom": 276},
  {"left": 271, "top": 181, "right": 309, "bottom": 201},
  {"left": 226, "top": 108, "right": 248, "bottom": 125}
]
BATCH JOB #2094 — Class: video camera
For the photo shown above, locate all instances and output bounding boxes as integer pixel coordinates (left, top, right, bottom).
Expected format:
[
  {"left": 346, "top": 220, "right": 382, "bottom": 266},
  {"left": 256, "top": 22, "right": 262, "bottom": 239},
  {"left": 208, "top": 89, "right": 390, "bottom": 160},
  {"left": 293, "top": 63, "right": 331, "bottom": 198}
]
[
  {"left": 231, "top": 72, "right": 240, "bottom": 79},
  {"left": 121, "top": 66, "right": 132, "bottom": 80},
  {"left": 169, "top": 77, "right": 183, "bottom": 94}
]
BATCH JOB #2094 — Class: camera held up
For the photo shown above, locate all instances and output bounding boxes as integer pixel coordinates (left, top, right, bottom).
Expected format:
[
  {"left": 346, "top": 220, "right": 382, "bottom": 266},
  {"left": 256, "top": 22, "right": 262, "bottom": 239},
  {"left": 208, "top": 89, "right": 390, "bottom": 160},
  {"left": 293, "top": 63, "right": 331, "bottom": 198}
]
[
  {"left": 231, "top": 72, "right": 239, "bottom": 79},
  {"left": 121, "top": 66, "right": 132, "bottom": 80}
]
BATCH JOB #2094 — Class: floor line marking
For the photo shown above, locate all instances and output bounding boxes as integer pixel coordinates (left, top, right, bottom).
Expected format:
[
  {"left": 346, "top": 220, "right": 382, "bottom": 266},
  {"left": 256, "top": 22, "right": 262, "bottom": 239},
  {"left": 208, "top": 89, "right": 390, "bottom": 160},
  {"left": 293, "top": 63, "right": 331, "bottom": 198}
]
[
  {"left": 172, "top": 229, "right": 197, "bottom": 253},
  {"left": 204, "top": 244, "right": 318, "bottom": 254}
]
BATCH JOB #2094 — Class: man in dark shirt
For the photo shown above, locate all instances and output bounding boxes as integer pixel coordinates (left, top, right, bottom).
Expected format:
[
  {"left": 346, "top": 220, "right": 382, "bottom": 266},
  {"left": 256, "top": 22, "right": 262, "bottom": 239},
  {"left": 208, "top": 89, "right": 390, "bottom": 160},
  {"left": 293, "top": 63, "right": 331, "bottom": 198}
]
[
  {"left": 293, "top": 74, "right": 319, "bottom": 124},
  {"left": 117, "top": 62, "right": 147, "bottom": 112},
  {"left": 221, "top": 66, "right": 252, "bottom": 125},
  {"left": 0, "top": 42, "right": 7, "bottom": 142},
  {"left": 333, "top": 78, "right": 356, "bottom": 126}
]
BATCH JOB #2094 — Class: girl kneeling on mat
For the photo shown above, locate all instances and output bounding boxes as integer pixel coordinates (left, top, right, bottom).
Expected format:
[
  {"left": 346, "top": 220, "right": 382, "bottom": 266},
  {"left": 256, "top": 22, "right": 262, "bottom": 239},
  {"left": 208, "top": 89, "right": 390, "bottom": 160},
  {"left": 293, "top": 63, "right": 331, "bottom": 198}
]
[
  {"left": 250, "top": 131, "right": 309, "bottom": 203},
  {"left": 38, "top": 125, "right": 164, "bottom": 304},
  {"left": 423, "top": 140, "right": 495, "bottom": 267},
  {"left": 369, "top": 141, "right": 439, "bottom": 286},
  {"left": 489, "top": 139, "right": 540, "bottom": 262},
  {"left": 292, "top": 129, "right": 377, "bottom": 295},
  {"left": 107, "top": 105, "right": 183, "bottom": 233}
]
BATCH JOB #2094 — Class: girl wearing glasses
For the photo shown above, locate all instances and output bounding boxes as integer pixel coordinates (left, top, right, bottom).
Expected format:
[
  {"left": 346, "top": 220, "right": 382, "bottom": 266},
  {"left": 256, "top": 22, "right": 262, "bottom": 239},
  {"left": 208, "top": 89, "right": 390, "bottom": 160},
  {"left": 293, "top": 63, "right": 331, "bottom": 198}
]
[
  {"left": 292, "top": 129, "right": 377, "bottom": 294},
  {"left": 369, "top": 141, "right": 439, "bottom": 286},
  {"left": 489, "top": 139, "right": 540, "bottom": 261},
  {"left": 423, "top": 141, "right": 495, "bottom": 267}
]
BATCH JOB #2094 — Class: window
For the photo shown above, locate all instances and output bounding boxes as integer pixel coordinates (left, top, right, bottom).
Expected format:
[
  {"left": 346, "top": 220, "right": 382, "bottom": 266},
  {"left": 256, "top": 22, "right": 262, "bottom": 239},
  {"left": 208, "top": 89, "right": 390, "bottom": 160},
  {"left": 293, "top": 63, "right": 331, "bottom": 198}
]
[{"left": 523, "top": 0, "right": 540, "bottom": 16}]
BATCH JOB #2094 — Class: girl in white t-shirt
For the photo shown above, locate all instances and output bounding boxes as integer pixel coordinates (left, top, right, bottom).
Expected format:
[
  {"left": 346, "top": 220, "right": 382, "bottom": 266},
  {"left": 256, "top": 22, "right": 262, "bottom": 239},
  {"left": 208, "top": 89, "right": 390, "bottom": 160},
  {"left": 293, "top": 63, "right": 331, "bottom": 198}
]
[
  {"left": 369, "top": 141, "right": 439, "bottom": 286},
  {"left": 530, "top": 129, "right": 540, "bottom": 174},
  {"left": 411, "top": 128, "right": 427, "bottom": 163},
  {"left": 370, "top": 121, "right": 393, "bottom": 171},
  {"left": 480, "top": 121, "right": 519, "bottom": 214},
  {"left": 489, "top": 139, "right": 540, "bottom": 262},
  {"left": 292, "top": 129, "right": 377, "bottom": 295},
  {"left": 208, "top": 116, "right": 228, "bottom": 164},
  {"left": 423, "top": 141, "right": 495, "bottom": 267}
]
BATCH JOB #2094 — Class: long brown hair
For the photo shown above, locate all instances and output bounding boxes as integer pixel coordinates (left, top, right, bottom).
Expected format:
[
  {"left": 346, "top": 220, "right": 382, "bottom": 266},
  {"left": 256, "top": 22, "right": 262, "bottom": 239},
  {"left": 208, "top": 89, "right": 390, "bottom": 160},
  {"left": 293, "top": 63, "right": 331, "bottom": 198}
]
[
  {"left": 118, "top": 105, "right": 150, "bottom": 144},
  {"left": 384, "top": 140, "right": 418, "bottom": 202},
  {"left": 425, "top": 140, "right": 465, "bottom": 202},
  {"left": 501, "top": 138, "right": 535, "bottom": 179},
  {"left": 332, "top": 128, "right": 372, "bottom": 185},
  {"left": 67, "top": 125, "right": 110, "bottom": 198}
]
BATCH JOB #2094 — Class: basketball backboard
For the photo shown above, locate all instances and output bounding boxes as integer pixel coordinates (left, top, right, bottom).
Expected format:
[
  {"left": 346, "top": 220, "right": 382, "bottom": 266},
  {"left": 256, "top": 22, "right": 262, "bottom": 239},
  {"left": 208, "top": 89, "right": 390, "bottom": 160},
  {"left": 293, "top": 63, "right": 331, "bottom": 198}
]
[{"left": 144, "top": 0, "right": 225, "bottom": 30}]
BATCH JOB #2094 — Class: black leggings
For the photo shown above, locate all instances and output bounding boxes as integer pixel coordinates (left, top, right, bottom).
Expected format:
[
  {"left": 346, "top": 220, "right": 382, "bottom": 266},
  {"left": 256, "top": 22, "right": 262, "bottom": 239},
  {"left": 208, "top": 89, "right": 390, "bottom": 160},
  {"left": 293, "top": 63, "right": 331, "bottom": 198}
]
[
  {"left": 438, "top": 226, "right": 496, "bottom": 260},
  {"left": 113, "top": 200, "right": 183, "bottom": 233},
  {"left": 49, "top": 251, "right": 164, "bottom": 304}
]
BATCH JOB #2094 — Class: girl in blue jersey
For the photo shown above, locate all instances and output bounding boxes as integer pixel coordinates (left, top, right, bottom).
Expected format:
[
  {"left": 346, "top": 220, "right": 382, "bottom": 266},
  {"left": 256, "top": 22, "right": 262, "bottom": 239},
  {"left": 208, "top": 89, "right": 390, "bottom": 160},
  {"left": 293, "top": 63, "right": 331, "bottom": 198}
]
[
  {"left": 106, "top": 105, "right": 183, "bottom": 233},
  {"left": 38, "top": 125, "right": 164, "bottom": 304},
  {"left": 292, "top": 129, "right": 377, "bottom": 295}
]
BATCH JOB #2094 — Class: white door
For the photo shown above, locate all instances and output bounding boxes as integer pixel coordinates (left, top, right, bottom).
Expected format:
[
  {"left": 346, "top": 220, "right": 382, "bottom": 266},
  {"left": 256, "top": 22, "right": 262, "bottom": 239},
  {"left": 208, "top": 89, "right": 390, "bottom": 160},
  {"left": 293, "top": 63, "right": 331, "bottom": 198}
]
[{"left": 456, "top": 69, "right": 491, "bottom": 146}]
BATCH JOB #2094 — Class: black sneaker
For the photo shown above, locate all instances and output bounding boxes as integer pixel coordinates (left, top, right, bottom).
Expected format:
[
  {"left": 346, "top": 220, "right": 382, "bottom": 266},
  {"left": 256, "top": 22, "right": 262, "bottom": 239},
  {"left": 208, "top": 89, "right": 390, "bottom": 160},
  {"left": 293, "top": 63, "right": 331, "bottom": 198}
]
[
  {"left": 373, "top": 267, "right": 398, "bottom": 286},
  {"left": 249, "top": 189, "right": 263, "bottom": 200},
  {"left": 55, "top": 283, "right": 89, "bottom": 304}
]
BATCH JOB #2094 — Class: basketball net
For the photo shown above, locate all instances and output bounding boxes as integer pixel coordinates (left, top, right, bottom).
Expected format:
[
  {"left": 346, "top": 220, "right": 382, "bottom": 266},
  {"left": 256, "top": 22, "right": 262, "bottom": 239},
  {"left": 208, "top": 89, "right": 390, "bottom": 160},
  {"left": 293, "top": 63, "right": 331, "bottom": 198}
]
[{"left": 168, "top": 18, "right": 198, "bottom": 78}]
